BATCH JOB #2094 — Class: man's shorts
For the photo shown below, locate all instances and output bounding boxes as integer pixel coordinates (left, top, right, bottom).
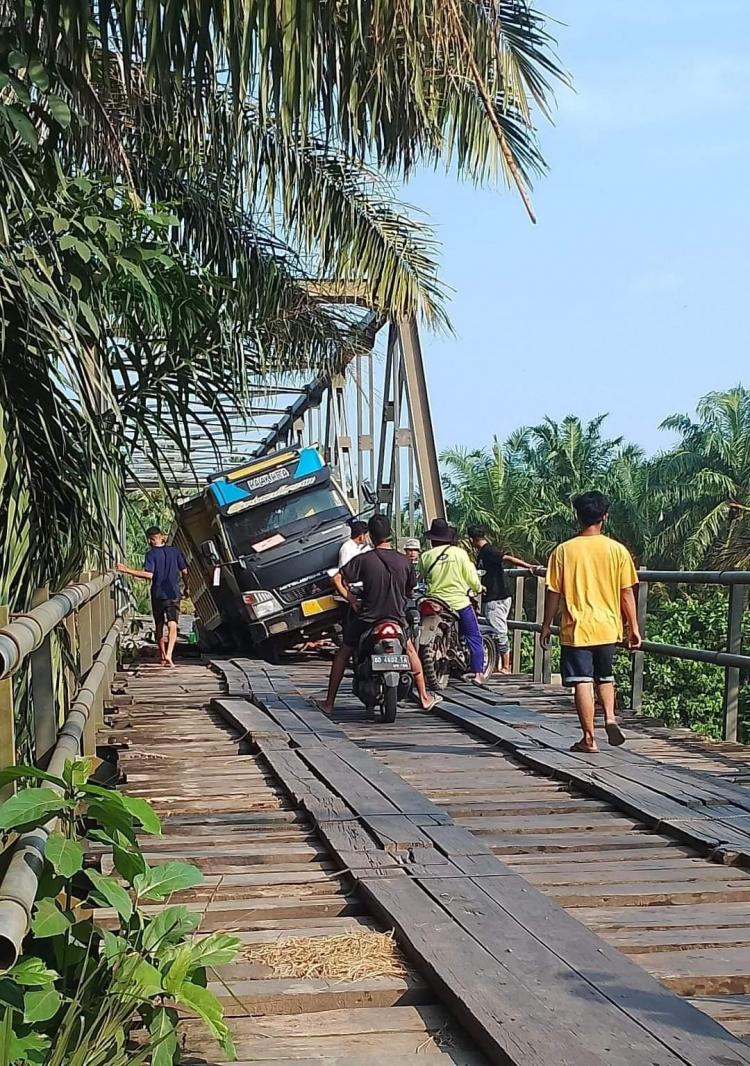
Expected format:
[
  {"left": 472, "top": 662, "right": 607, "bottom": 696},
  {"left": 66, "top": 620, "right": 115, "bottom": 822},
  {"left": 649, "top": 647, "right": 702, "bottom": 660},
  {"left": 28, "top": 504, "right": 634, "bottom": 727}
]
[
  {"left": 560, "top": 644, "right": 616, "bottom": 686},
  {"left": 485, "top": 597, "right": 512, "bottom": 651},
  {"left": 152, "top": 598, "right": 180, "bottom": 625}
]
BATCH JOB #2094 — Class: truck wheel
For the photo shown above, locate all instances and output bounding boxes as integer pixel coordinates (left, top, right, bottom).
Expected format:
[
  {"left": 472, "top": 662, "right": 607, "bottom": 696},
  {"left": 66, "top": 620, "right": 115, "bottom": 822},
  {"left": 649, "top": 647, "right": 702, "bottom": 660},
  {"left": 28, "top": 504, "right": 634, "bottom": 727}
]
[
  {"left": 258, "top": 639, "right": 281, "bottom": 665},
  {"left": 421, "top": 643, "right": 450, "bottom": 692},
  {"left": 381, "top": 686, "right": 398, "bottom": 723}
]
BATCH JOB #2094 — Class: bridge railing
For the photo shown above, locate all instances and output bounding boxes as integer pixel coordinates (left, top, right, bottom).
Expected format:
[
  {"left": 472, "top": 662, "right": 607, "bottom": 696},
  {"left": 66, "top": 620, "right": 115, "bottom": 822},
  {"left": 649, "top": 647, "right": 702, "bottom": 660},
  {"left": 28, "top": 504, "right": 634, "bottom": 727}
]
[
  {"left": 0, "top": 573, "right": 123, "bottom": 789},
  {"left": 0, "top": 572, "right": 125, "bottom": 964},
  {"left": 504, "top": 567, "right": 750, "bottom": 743}
]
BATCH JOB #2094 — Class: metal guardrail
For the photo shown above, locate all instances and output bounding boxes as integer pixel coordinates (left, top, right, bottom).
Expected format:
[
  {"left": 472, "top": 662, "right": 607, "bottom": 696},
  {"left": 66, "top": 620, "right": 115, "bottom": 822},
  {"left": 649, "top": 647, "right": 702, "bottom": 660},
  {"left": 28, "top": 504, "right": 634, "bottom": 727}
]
[
  {"left": 0, "top": 573, "right": 123, "bottom": 965},
  {"left": 504, "top": 567, "right": 750, "bottom": 743}
]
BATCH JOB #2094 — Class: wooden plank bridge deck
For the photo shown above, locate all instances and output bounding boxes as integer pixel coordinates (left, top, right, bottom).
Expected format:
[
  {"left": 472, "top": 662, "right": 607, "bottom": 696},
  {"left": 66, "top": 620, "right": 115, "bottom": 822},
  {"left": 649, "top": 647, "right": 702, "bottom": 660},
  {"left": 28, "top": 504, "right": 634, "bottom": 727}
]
[{"left": 103, "top": 652, "right": 750, "bottom": 1065}]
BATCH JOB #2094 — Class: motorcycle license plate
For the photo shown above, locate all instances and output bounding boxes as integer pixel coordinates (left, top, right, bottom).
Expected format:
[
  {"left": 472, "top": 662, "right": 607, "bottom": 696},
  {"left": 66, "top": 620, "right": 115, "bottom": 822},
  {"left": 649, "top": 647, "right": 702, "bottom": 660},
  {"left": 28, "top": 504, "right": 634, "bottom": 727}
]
[{"left": 371, "top": 654, "right": 410, "bottom": 671}]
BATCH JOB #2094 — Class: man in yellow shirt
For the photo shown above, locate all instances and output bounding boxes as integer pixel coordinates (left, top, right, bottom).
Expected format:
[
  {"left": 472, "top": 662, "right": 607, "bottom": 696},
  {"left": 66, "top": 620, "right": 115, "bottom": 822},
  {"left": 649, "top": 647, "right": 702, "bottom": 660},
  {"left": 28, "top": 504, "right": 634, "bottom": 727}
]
[
  {"left": 420, "top": 518, "right": 485, "bottom": 684},
  {"left": 540, "top": 492, "right": 641, "bottom": 753}
]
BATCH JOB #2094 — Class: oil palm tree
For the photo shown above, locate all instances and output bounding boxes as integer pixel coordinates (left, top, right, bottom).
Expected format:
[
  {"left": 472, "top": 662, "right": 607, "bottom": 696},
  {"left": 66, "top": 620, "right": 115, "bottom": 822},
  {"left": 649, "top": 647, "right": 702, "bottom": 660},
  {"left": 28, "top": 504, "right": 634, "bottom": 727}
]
[{"left": 654, "top": 388, "right": 750, "bottom": 569}]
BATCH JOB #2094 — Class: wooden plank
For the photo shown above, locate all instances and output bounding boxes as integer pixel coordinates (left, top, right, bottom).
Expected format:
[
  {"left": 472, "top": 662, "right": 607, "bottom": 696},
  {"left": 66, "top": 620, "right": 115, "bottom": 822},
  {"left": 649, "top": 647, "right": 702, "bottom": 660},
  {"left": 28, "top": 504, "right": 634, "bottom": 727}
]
[
  {"left": 211, "top": 698, "right": 290, "bottom": 740},
  {"left": 471, "top": 872, "right": 750, "bottom": 1065},
  {"left": 360, "top": 875, "right": 682, "bottom": 1066},
  {"left": 327, "top": 743, "right": 451, "bottom": 821}
]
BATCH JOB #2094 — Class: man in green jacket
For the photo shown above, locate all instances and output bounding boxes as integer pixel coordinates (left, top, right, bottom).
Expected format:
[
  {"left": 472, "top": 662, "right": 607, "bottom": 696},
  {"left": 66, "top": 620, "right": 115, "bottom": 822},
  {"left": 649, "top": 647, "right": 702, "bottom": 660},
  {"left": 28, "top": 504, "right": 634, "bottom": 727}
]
[{"left": 420, "top": 519, "right": 485, "bottom": 684}]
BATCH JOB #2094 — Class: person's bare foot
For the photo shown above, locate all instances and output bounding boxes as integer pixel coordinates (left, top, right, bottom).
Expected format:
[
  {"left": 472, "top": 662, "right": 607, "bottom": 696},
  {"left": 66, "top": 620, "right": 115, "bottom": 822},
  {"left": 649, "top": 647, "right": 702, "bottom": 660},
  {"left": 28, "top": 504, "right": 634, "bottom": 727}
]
[
  {"left": 315, "top": 700, "right": 334, "bottom": 716},
  {"left": 163, "top": 658, "right": 175, "bottom": 668}
]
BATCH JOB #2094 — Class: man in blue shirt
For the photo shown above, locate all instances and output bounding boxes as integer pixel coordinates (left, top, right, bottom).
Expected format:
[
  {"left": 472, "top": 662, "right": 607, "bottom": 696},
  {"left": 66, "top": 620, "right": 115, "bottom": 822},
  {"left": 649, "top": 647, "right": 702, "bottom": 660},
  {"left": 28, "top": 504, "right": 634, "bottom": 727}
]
[{"left": 117, "top": 527, "right": 188, "bottom": 666}]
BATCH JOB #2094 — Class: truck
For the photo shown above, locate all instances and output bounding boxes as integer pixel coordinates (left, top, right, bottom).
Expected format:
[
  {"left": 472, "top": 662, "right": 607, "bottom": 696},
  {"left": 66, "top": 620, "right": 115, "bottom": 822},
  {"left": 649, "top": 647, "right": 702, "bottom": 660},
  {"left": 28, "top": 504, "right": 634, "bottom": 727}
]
[{"left": 173, "top": 446, "right": 357, "bottom": 657}]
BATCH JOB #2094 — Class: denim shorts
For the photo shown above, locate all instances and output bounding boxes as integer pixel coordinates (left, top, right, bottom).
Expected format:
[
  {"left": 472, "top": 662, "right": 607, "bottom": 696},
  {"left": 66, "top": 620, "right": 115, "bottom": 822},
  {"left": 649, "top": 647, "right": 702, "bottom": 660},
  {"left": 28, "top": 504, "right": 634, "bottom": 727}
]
[{"left": 560, "top": 644, "right": 616, "bottom": 685}]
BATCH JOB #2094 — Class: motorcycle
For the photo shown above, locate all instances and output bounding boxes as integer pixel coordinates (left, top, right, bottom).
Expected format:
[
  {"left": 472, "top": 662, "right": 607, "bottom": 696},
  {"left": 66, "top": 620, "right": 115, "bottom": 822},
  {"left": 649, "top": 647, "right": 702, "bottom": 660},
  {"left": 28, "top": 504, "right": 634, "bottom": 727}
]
[
  {"left": 352, "top": 618, "right": 413, "bottom": 722},
  {"left": 417, "top": 595, "right": 496, "bottom": 691}
]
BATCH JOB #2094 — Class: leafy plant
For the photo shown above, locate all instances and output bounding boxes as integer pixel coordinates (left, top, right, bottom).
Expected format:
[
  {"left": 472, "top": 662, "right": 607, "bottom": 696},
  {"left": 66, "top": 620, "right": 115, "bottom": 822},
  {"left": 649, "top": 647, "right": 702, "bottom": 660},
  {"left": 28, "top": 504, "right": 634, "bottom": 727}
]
[{"left": 0, "top": 759, "right": 240, "bottom": 1065}]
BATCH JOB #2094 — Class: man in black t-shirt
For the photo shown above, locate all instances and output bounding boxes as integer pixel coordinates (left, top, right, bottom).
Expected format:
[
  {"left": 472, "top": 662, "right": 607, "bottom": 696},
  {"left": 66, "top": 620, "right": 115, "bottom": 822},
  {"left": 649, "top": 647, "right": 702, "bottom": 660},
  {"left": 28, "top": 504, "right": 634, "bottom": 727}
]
[
  {"left": 468, "top": 525, "right": 535, "bottom": 674},
  {"left": 318, "top": 516, "right": 440, "bottom": 714}
]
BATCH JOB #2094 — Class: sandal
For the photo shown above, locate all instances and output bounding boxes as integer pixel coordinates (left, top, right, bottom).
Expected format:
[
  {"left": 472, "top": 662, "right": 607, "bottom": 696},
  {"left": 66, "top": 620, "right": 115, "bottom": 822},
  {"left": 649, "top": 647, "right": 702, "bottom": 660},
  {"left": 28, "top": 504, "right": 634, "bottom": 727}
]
[
  {"left": 606, "top": 722, "right": 626, "bottom": 746},
  {"left": 570, "top": 740, "right": 598, "bottom": 753},
  {"left": 422, "top": 694, "right": 444, "bottom": 712}
]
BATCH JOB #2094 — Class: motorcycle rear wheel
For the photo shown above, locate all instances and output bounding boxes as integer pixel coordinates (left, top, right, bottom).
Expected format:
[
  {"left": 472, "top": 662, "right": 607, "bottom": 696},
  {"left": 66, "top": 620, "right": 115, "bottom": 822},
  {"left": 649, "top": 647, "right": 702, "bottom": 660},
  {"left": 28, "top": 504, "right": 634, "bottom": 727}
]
[
  {"left": 381, "top": 685, "right": 398, "bottom": 723},
  {"left": 421, "top": 641, "right": 451, "bottom": 691}
]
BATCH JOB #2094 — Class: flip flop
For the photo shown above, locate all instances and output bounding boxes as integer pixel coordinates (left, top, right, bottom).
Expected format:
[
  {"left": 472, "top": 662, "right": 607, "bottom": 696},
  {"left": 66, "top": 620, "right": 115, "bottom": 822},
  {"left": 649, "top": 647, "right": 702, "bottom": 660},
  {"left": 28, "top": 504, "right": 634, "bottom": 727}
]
[
  {"left": 606, "top": 722, "right": 626, "bottom": 746},
  {"left": 570, "top": 741, "right": 598, "bottom": 753},
  {"left": 422, "top": 694, "right": 444, "bottom": 712}
]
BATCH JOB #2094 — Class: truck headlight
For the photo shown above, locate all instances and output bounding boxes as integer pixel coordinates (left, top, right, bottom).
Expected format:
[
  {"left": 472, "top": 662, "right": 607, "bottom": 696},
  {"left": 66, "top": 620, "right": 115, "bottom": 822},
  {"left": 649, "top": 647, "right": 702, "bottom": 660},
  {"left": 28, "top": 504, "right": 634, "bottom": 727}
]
[{"left": 242, "top": 590, "right": 281, "bottom": 619}]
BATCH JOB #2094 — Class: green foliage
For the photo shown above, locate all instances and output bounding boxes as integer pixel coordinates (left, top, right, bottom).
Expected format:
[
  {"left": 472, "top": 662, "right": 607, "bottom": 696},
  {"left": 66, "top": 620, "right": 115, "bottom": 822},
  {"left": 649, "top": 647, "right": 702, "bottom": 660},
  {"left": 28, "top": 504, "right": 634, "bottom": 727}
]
[
  {"left": 0, "top": 761, "right": 241, "bottom": 1065},
  {"left": 443, "top": 394, "right": 750, "bottom": 741}
]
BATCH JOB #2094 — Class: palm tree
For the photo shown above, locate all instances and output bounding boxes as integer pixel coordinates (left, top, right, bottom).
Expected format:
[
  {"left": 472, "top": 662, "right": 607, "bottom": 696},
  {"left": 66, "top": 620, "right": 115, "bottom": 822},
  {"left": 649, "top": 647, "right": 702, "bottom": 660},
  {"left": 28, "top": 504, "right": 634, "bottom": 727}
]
[
  {"left": 655, "top": 387, "right": 750, "bottom": 569},
  {"left": 442, "top": 415, "right": 649, "bottom": 561},
  {"left": 1, "top": 1, "right": 566, "bottom": 611}
]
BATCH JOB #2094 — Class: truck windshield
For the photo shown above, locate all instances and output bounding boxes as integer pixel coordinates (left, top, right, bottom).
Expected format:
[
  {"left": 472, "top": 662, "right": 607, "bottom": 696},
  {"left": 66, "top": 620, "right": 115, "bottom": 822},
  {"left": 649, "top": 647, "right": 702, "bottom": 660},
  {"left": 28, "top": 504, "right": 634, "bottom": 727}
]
[{"left": 227, "top": 484, "right": 348, "bottom": 553}]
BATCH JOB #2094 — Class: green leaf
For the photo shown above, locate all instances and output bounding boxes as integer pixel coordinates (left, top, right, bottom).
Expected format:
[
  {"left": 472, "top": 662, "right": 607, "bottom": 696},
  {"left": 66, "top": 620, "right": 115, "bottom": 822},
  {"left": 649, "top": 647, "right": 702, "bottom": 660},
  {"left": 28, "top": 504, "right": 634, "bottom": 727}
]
[
  {"left": 71, "top": 238, "right": 92, "bottom": 263},
  {"left": 113, "top": 839, "right": 147, "bottom": 884},
  {"left": 52, "top": 215, "right": 69, "bottom": 235},
  {"left": 8, "top": 958, "right": 58, "bottom": 988},
  {"left": 115, "top": 956, "right": 162, "bottom": 998},
  {"left": 31, "top": 898, "right": 72, "bottom": 939},
  {"left": 100, "top": 930, "right": 128, "bottom": 964},
  {"left": 62, "top": 757, "right": 95, "bottom": 790},
  {"left": 162, "top": 944, "right": 193, "bottom": 995},
  {"left": 45, "top": 831, "right": 84, "bottom": 877},
  {"left": 24, "top": 986, "right": 61, "bottom": 1023},
  {"left": 47, "top": 94, "right": 72, "bottom": 128},
  {"left": 134, "top": 861, "right": 203, "bottom": 901},
  {"left": 59, "top": 233, "right": 76, "bottom": 251},
  {"left": 0, "top": 766, "right": 65, "bottom": 790},
  {"left": 120, "top": 794, "right": 161, "bottom": 835},
  {"left": 86, "top": 870, "right": 133, "bottom": 921},
  {"left": 85, "top": 792, "right": 137, "bottom": 840},
  {"left": 83, "top": 215, "right": 100, "bottom": 233},
  {"left": 27, "top": 59, "right": 50, "bottom": 91},
  {"left": 8, "top": 1030, "right": 50, "bottom": 1065},
  {"left": 6, "top": 106, "right": 38, "bottom": 150},
  {"left": 174, "top": 981, "right": 233, "bottom": 1054},
  {"left": 104, "top": 220, "right": 123, "bottom": 242},
  {"left": 142, "top": 906, "right": 200, "bottom": 953},
  {"left": 0, "top": 789, "right": 69, "bottom": 832},
  {"left": 185, "top": 932, "right": 241, "bottom": 970},
  {"left": 149, "top": 1007, "right": 178, "bottom": 1066}
]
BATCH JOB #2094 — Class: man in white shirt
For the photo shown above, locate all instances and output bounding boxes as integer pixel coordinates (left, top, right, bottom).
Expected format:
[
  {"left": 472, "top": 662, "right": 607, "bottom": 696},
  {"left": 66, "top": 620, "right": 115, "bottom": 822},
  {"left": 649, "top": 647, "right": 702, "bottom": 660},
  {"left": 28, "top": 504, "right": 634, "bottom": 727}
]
[{"left": 337, "top": 521, "right": 370, "bottom": 570}]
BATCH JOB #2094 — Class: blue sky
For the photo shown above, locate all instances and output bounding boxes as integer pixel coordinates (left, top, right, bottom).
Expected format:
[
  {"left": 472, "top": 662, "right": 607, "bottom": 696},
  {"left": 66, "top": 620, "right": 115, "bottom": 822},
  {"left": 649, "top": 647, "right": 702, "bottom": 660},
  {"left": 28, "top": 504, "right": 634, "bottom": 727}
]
[{"left": 407, "top": 0, "right": 750, "bottom": 456}]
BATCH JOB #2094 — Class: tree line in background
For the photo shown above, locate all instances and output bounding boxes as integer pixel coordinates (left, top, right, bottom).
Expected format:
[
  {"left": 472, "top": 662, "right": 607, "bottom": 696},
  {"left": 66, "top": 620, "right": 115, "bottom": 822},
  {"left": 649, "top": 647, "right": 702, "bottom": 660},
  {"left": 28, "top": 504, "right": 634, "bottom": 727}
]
[{"left": 441, "top": 386, "right": 750, "bottom": 740}]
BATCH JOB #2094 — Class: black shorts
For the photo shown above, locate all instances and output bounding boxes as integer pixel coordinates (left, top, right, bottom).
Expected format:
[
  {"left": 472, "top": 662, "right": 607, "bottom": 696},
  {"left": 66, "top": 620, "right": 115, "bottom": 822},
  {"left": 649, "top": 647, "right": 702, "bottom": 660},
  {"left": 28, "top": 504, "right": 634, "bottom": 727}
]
[
  {"left": 560, "top": 644, "right": 616, "bottom": 686},
  {"left": 152, "top": 598, "right": 180, "bottom": 625}
]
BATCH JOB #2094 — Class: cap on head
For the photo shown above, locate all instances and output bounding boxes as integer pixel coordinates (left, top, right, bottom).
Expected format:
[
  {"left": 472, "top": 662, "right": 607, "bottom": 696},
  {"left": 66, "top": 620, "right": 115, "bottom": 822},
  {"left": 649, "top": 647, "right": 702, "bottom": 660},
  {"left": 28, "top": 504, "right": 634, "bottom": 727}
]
[
  {"left": 425, "top": 518, "right": 456, "bottom": 545},
  {"left": 368, "top": 514, "right": 391, "bottom": 546},
  {"left": 403, "top": 538, "right": 421, "bottom": 552}
]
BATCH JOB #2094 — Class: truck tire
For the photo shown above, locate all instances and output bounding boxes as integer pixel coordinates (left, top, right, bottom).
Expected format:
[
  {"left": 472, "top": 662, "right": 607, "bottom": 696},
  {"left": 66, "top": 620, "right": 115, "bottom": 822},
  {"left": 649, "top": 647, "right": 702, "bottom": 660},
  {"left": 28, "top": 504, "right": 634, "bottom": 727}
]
[
  {"left": 421, "top": 644, "right": 450, "bottom": 692},
  {"left": 381, "top": 685, "right": 398, "bottom": 723}
]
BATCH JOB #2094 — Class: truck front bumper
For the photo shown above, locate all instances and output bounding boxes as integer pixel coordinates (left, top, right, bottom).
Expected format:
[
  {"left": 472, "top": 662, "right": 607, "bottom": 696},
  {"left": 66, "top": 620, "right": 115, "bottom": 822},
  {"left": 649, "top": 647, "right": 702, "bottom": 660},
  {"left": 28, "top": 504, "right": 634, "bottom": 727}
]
[{"left": 248, "top": 601, "right": 344, "bottom": 645}]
